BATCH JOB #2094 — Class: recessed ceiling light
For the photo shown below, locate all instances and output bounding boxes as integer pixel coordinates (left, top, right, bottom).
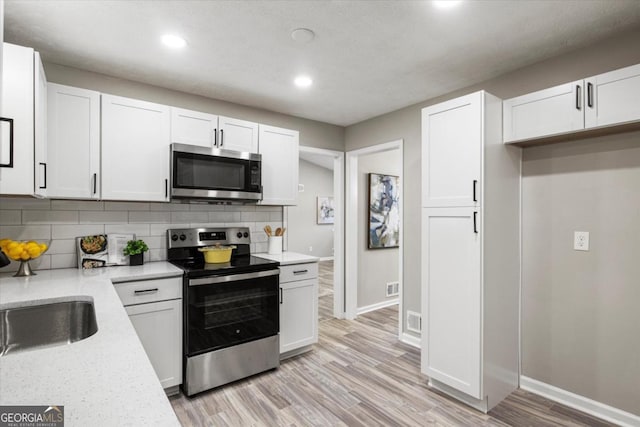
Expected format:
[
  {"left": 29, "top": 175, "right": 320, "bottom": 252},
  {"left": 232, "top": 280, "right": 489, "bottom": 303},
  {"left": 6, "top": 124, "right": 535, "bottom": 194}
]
[
  {"left": 433, "top": 0, "right": 462, "bottom": 9},
  {"left": 162, "top": 34, "right": 187, "bottom": 49},
  {"left": 291, "top": 28, "right": 315, "bottom": 44},
  {"left": 294, "top": 75, "right": 313, "bottom": 88}
]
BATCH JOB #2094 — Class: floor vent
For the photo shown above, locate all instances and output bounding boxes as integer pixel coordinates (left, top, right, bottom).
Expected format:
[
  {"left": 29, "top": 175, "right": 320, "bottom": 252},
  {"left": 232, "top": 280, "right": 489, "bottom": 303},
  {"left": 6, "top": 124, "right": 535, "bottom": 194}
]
[
  {"left": 386, "top": 281, "right": 399, "bottom": 297},
  {"left": 407, "top": 311, "right": 422, "bottom": 333}
]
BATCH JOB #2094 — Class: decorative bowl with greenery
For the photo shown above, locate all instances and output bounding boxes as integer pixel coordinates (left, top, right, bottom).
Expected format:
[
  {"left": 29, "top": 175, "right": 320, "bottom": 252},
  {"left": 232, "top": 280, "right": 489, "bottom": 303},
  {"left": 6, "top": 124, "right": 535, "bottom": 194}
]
[{"left": 123, "top": 239, "right": 149, "bottom": 266}]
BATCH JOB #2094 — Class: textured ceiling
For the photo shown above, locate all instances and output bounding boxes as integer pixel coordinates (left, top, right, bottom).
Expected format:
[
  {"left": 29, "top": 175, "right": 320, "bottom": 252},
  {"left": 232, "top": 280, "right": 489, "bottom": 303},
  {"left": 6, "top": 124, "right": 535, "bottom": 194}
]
[{"left": 4, "top": 0, "right": 640, "bottom": 126}]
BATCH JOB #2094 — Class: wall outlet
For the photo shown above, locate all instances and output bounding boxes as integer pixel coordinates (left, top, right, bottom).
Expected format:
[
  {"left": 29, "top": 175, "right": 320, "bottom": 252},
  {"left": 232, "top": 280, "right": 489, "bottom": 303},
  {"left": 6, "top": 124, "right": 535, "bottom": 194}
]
[
  {"left": 308, "top": 246, "right": 313, "bottom": 252},
  {"left": 574, "top": 231, "right": 589, "bottom": 251}
]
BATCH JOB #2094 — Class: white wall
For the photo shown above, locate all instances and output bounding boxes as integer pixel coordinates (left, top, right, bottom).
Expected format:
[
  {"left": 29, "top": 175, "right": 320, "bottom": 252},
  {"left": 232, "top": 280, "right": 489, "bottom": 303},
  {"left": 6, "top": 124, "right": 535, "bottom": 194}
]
[
  {"left": 0, "top": 197, "right": 282, "bottom": 272},
  {"left": 286, "top": 159, "right": 334, "bottom": 258},
  {"left": 357, "top": 149, "right": 401, "bottom": 310}
]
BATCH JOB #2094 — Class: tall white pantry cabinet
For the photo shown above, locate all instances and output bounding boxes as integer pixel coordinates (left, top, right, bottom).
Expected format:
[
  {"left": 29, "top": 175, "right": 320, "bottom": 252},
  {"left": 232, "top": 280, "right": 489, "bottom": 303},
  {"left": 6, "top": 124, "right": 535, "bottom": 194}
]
[{"left": 421, "top": 91, "right": 521, "bottom": 412}]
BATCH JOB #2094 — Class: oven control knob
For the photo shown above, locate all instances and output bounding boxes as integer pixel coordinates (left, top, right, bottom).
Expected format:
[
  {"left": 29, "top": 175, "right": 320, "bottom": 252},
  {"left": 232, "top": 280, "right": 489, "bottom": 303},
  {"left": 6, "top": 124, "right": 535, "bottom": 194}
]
[
  {"left": 171, "top": 234, "right": 179, "bottom": 241},
  {"left": 179, "top": 234, "right": 187, "bottom": 241},
  {"left": 237, "top": 232, "right": 243, "bottom": 239},
  {"left": 243, "top": 232, "right": 249, "bottom": 238}
]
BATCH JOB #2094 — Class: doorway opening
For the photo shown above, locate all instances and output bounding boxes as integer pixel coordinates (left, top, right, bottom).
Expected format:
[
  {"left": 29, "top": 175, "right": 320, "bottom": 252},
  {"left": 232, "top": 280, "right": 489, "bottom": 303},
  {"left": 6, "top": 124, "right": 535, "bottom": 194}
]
[
  {"left": 285, "top": 146, "right": 345, "bottom": 319},
  {"left": 344, "top": 140, "right": 403, "bottom": 340}
]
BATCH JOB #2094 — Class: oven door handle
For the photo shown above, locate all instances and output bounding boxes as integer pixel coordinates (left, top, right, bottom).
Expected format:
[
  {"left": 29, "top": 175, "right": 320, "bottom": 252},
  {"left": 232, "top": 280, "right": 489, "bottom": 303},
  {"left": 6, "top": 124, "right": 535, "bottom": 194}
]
[{"left": 188, "top": 269, "right": 279, "bottom": 286}]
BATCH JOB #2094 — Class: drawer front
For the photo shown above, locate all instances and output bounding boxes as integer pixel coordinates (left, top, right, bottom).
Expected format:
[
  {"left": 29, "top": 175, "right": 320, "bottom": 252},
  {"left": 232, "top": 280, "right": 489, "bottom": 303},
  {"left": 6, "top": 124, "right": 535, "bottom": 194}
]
[
  {"left": 114, "top": 276, "right": 182, "bottom": 306},
  {"left": 279, "top": 262, "right": 318, "bottom": 283}
]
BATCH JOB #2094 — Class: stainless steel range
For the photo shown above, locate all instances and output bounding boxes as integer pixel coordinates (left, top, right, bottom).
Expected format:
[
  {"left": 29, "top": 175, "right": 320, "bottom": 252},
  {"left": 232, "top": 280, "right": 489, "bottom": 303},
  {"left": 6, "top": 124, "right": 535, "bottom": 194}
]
[{"left": 167, "top": 227, "right": 280, "bottom": 396}]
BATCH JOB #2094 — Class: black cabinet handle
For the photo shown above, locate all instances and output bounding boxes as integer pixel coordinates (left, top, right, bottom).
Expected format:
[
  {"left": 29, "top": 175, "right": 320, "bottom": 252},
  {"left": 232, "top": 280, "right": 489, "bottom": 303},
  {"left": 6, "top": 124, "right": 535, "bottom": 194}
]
[
  {"left": 165, "top": 179, "right": 168, "bottom": 198},
  {"left": 279, "top": 288, "right": 283, "bottom": 304},
  {"left": 576, "top": 85, "right": 582, "bottom": 110},
  {"left": 93, "top": 173, "right": 97, "bottom": 194},
  {"left": 134, "top": 288, "right": 159, "bottom": 295},
  {"left": 293, "top": 270, "right": 308, "bottom": 275},
  {"left": 213, "top": 128, "right": 218, "bottom": 147},
  {"left": 473, "top": 180, "right": 477, "bottom": 202},
  {"left": 39, "top": 162, "right": 47, "bottom": 189},
  {"left": 220, "top": 129, "right": 224, "bottom": 147},
  {"left": 473, "top": 211, "right": 478, "bottom": 234},
  {"left": 587, "top": 82, "right": 593, "bottom": 108},
  {"left": 0, "top": 117, "right": 14, "bottom": 168}
]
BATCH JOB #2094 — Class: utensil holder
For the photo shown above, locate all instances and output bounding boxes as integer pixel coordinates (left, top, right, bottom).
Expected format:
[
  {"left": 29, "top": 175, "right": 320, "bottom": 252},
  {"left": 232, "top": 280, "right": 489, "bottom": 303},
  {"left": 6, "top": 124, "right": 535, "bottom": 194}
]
[{"left": 267, "top": 236, "right": 282, "bottom": 255}]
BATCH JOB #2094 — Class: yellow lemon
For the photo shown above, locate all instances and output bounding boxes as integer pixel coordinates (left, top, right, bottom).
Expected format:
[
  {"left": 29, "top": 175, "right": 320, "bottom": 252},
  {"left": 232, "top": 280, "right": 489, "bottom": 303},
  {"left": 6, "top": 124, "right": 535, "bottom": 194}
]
[
  {"left": 28, "top": 246, "right": 41, "bottom": 257},
  {"left": 20, "top": 251, "right": 31, "bottom": 261},
  {"left": 39, "top": 243, "right": 48, "bottom": 252}
]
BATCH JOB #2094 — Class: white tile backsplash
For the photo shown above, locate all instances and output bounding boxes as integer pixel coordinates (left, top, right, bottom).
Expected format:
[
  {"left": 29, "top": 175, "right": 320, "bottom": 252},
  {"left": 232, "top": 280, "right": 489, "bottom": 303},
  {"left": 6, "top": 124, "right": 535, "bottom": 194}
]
[
  {"left": 79, "top": 211, "right": 128, "bottom": 224},
  {"left": 0, "top": 197, "right": 284, "bottom": 271},
  {"left": 23, "top": 210, "right": 79, "bottom": 224}
]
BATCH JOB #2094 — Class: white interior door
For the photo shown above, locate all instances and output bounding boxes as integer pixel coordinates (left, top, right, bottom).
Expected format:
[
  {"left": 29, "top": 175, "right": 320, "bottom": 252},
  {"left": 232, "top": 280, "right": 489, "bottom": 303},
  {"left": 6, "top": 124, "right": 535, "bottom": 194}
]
[
  {"left": 422, "top": 92, "right": 482, "bottom": 208},
  {"left": 422, "top": 207, "right": 482, "bottom": 399}
]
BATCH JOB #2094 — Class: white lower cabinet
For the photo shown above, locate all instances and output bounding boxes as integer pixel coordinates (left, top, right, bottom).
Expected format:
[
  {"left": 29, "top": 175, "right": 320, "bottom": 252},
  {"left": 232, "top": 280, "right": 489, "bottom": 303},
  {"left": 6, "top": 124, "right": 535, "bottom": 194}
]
[
  {"left": 114, "top": 276, "right": 182, "bottom": 391},
  {"left": 279, "top": 263, "right": 318, "bottom": 357}
]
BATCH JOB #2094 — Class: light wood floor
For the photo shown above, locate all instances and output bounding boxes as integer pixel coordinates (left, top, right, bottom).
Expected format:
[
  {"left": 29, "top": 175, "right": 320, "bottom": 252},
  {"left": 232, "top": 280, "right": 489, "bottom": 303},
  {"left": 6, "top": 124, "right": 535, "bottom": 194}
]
[{"left": 170, "top": 260, "right": 614, "bottom": 426}]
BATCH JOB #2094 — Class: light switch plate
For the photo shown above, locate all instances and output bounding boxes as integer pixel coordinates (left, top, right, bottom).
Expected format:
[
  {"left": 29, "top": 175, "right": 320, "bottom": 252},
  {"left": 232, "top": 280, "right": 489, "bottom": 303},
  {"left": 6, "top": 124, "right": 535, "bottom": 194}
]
[{"left": 574, "top": 231, "right": 589, "bottom": 251}]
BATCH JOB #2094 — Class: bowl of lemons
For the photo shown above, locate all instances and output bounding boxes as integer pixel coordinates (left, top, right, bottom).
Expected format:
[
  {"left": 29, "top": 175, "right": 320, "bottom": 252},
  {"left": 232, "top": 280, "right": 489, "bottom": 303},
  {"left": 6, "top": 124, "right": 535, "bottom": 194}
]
[{"left": 0, "top": 239, "right": 50, "bottom": 277}]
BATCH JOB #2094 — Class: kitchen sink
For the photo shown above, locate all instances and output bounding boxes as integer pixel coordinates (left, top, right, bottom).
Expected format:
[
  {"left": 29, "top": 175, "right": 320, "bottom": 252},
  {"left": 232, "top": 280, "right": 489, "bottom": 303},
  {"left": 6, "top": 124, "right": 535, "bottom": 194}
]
[{"left": 0, "top": 298, "right": 98, "bottom": 356}]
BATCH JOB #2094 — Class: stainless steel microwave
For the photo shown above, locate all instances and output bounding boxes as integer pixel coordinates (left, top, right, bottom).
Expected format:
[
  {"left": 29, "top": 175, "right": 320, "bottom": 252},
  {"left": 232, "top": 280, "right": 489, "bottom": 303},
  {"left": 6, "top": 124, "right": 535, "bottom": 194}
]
[{"left": 170, "top": 143, "right": 262, "bottom": 202}]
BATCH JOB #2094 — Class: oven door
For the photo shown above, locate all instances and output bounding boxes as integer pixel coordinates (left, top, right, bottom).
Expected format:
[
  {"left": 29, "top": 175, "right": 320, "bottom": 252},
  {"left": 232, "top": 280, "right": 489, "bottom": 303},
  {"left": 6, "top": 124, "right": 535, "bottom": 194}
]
[
  {"left": 171, "top": 143, "right": 262, "bottom": 201},
  {"left": 185, "top": 269, "right": 279, "bottom": 357}
]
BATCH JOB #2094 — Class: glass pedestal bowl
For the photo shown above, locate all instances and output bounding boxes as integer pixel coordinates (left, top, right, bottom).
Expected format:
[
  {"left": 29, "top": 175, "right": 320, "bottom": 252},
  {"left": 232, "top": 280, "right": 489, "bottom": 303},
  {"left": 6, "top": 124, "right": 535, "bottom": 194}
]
[{"left": 0, "top": 240, "right": 51, "bottom": 277}]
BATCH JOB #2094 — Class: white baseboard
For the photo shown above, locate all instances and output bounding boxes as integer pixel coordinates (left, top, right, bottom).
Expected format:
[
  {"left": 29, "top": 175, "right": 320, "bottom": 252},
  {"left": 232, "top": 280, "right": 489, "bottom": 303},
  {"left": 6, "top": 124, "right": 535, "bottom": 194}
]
[
  {"left": 399, "top": 332, "right": 421, "bottom": 349},
  {"left": 520, "top": 376, "right": 640, "bottom": 427},
  {"left": 319, "top": 256, "right": 334, "bottom": 261},
  {"left": 356, "top": 298, "right": 398, "bottom": 315}
]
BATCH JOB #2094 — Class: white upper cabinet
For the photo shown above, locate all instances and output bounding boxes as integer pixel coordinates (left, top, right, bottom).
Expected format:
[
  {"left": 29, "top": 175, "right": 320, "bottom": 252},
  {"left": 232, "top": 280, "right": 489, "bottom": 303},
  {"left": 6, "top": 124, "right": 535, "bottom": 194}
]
[
  {"left": 503, "top": 81, "right": 584, "bottom": 143},
  {"left": 102, "top": 94, "right": 170, "bottom": 202},
  {"left": 258, "top": 124, "right": 299, "bottom": 206},
  {"left": 170, "top": 107, "right": 259, "bottom": 153},
  {"left": 34, "top": 52, "right": 48, "bottom": 198},
  {"left": 585, "top": 63, "right": 640, "bottom": 129},
  {"left": 504, "top": 63, "right": 640, "bottom": 144},
  {"left": 171, "top": 107, "right": 217, "bottom": 148},
  {"left": 218, "top": 116, "right": 258, "bottom": 153},
  {"left": 0, "top": 43, "right": 36, "bottom": 196},
  {"left": 47, "top": 83, "right": 101, "bottom": 199},
  {"left": 422, "top": 92, "right": 482, "bottom": 208}
]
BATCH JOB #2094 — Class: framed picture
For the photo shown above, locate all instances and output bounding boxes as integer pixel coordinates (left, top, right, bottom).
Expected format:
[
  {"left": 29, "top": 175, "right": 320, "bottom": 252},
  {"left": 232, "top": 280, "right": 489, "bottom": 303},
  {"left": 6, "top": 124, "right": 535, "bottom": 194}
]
[
  {"left": 317, "top": 196, "right": 335, "bottom": 224},
  {"left": 368, "top": 173, "right": 400, "bottom": 249}
]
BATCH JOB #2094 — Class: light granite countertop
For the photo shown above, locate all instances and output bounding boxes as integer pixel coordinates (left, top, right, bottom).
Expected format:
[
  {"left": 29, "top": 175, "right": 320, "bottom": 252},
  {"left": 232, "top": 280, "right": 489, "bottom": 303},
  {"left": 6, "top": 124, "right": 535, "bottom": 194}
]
[
  {"left": 254, "top": 251, "right": 320, "bottom": 265},
  {"left": 0, "top": 262, "right": 183, "bottom": 427}
]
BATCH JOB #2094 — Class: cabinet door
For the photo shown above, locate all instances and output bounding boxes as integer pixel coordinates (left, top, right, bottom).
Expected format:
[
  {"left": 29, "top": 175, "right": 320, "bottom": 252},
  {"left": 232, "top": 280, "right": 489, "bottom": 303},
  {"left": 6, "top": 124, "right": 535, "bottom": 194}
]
[
  {"left": 34, "top": 52, "right": 47, "bottom": 198},
  {"left": 102, "top": 94, "right": 170, "bottom": 202},
  {"left": 503, "top": 80, "right": 584, "bottom": 143},
  {"left": 47, "top": 84, "right": 101, "bottom": 199},
  {"left": 421, "top": 207, "right": 482, "bottom": 399},
  {"left": 218, "top": 116, "right": 259, "bottom": 153},
  {"left": 170, "top": 107, "right": 217, "bottom": 147},
  {"left": 0, "top": 43, "right": 34, "bottom": 196},
  {"left": 280, "top": 278, "right": 318, "bottom": 354},
  {"left": 585, "top": 64, "right": 640, "bottom": 129},
  {"left": 422, "top": 92, "right": 482, "bottom": 208},
  {"left": 126, "top": 299, "right": 182, "bottom": 389},
  {"left": 258, "top": 124, "right": 299, "bottom": 205}
]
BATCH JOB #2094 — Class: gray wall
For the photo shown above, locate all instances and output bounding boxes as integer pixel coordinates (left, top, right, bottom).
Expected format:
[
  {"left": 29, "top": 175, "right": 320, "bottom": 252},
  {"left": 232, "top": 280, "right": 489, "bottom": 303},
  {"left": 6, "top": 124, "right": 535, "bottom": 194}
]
[
  {"left": 344, "top": 27, "right": 640, "bottom": 414},
  {"left": 357, "top": 149, "right": 401, "bottom": 310},
  {"left": 286, "top": 159, "right": 334, "bottom": 258},
  {"left": 43, "top": 62, "right": 344, "bottom": 152}
]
